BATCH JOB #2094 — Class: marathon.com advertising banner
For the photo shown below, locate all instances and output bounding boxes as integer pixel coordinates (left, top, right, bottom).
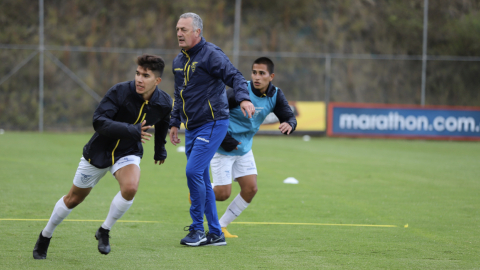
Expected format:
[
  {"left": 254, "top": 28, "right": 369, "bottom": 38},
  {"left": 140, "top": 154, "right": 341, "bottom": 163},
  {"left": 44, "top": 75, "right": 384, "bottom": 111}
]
[
  {"left": 259, "top": 101, "right": 326, "bottom": 134},
  {"left": 327, "top": 102, "right": 480, "bottom": 141}
]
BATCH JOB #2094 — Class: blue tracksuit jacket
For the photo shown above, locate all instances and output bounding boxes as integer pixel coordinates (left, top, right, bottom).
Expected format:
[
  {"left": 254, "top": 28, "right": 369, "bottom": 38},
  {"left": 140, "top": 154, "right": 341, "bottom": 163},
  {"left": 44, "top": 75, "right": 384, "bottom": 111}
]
[{"left": 170, "top": 37, "right": 250, "bottom": 130}]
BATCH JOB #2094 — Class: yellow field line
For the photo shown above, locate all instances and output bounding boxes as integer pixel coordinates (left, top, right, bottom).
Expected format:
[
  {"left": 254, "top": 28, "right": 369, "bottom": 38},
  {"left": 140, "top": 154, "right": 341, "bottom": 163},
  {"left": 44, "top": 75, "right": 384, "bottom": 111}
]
[
  {"left": 232, "top": 221, "right": 398, "bottom": 227},
  {"left": 0, "top": 219, "right": 399, "bottom": 227},
  {"left": 0, "top": 218, "right": 159, "bottom": 223}
]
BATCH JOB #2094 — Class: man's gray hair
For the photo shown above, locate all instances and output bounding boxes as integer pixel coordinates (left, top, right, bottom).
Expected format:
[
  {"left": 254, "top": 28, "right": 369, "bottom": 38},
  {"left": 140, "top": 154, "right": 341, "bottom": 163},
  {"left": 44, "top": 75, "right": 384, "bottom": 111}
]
[{"left": 179, "top": 12, "right": 203, "bottom": 37}]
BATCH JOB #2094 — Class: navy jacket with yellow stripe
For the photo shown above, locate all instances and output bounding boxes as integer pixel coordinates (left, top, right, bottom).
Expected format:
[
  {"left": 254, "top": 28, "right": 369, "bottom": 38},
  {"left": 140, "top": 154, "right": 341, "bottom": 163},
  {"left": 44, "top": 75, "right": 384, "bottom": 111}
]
[
  {"left": 83, "top": 81, "right": 173, "bottom": 169},
  {"left": 170, "top": 37, "right": 250, "bottom": 130}
]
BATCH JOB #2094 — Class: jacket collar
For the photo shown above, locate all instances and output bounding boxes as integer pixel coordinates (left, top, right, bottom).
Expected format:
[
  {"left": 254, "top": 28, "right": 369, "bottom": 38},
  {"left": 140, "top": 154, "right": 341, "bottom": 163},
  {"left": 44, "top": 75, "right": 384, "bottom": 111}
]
[
  {"left": 148, "top": 86, "right": 160, "bottom": 103},
  {"left": 250, "top": 82, "right": 276, "bottom": 98},
  {"left": 181, "top": 37, "right": 206, "bottom": 56}
]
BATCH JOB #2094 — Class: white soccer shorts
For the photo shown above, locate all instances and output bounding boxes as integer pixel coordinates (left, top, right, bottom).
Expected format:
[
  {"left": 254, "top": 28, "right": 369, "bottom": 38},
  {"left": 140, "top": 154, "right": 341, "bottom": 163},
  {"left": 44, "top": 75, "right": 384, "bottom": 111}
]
[
  {"left": 210, "top": 150, "right": 257, "bottom": 186},
  {"left": 72, "top": 155, "right": 141, "bottom": 188}
]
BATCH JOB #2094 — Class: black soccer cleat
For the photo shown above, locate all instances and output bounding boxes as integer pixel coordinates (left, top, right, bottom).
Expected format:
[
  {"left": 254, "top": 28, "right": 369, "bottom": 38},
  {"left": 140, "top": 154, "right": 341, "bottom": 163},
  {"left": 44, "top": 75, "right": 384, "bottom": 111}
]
[
  {"left": 95, "top": 227, "right": 111, "bottom": 255},
  {"left": 33, "top": 231, "right": 51, "bottom": 259}
]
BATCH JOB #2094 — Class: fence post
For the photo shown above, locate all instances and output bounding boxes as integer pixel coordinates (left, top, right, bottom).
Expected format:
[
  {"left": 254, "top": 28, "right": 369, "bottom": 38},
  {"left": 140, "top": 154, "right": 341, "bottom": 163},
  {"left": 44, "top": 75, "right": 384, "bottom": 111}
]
[
  {"left": 39, "top": 0, "right": 44, "bottom": 132},
  {"left": 324, "top": 55, "right": 331, "bottom": 128},
  {"left": 421, "top": 0, "right": 429, "bottom": 106},
  {"left": 233, "top": 0, "right": 241, "bottom": 67}
]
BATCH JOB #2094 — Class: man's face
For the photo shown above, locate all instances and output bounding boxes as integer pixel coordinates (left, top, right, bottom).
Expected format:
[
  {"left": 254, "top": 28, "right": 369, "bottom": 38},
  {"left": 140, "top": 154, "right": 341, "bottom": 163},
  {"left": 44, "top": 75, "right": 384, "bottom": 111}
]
[
  {"left": 176, "top": 18, "right": 200, "bottom": 51},
  {"left": 251, "top": 63, "right": 274, "bottom": 93},
  {"left": 135, "top": 66, "right": 161, "bottom": 98}
]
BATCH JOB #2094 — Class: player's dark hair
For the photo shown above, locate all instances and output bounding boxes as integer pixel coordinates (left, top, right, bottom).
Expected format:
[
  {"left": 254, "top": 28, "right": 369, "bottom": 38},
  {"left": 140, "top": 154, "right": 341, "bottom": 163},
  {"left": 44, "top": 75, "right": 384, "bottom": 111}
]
[
  {"left": 136, "top": 54, "right": 165, "bottom": 77},
  {"left": 252, "top": 57, "right": 274, "bottom": 74}
]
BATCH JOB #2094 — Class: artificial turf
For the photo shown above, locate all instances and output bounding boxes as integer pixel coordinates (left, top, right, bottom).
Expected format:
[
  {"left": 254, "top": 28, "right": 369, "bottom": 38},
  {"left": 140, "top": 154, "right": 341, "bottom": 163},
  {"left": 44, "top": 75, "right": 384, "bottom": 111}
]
[{"left": 1, "top": 132, "right": 479, "bottom": 269}]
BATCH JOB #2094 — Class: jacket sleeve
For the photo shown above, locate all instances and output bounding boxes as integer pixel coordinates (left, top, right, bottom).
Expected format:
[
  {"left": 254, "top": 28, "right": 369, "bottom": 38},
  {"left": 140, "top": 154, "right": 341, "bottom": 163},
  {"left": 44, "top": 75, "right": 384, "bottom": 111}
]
[
  {"left": 169, "top": 66, "right": 183, "bottom": 129},
  {"left": 92, "top": 87, "right": 141, "bottom": 140},
  {"left": 207, "top": 49, "right": 250, "bottom": 104},
  {"left": 273, "top": 88, "right": 297, "bottom": 134},
  {"left": 154, "top": 101, "right": 172, "bottom": 161},
  {"left": 226, "top": 88, "right": 238, "bottom": 109}
]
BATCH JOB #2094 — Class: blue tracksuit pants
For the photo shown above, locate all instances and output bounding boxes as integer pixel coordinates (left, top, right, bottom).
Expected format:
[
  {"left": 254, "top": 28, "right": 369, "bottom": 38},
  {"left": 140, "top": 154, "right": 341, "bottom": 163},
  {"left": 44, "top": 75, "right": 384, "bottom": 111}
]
[{"left": 184, "top": 119, "right": 228, "bottom": 235}]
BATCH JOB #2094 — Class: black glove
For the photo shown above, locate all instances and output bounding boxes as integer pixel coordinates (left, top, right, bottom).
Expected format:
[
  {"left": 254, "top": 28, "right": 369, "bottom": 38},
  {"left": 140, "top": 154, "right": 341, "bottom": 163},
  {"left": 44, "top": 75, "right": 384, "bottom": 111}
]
[{"left": 220, "top": 133, "right": 240, "bottom": 152}]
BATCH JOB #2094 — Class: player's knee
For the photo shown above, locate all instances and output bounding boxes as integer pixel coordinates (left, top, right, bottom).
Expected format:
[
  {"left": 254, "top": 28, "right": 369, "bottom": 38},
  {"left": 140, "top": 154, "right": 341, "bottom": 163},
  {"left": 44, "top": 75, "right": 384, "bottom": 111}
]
[
  {"left": 216, "top": 194, "right": 230, "bottom": 201},
  {"left": 185, "top": 168, "right": 201, "bottom": 181},
  {"left": 243, "top": 185, "right": 258, "bottom": 201},
  {"left": 246, "top": 184, "right": 258, "bottom": 196},
  {"left": 122, "top": 186, "right": 137, "bottom": 200},
  {"left": 215, "top": 191, "right": 231, "bottom": 201},
  {"left": 251, "top": 185, "right": 258, "bottom": 196}
]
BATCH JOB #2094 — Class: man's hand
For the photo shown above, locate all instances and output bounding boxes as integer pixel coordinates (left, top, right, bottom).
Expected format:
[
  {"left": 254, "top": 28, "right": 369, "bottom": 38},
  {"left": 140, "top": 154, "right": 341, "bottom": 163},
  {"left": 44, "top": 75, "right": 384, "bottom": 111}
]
[
  {"left": 240, "top": 100, "right": 255, "bottom": 118},
  {"left": 169, "top": 126, "right": 181, "bottom": 146},
  {"left": 279, "top": 122, "right": 293, "bottom": 135},
  {"left": 141, "top": 120, "right": 152, "bottom": 143},
  {"left": 154, "top": 160, "right": 165, "bottom": 165}
]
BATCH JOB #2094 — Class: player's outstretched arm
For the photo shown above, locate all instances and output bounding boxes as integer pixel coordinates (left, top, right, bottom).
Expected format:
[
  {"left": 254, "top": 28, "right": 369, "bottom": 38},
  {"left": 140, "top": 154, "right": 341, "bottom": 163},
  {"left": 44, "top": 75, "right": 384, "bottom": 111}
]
[
  {"left": 154, "top": 106, "right": 171, "bottom": 165},
  {"left": 273, "top": 88, "right": 297, "bottom": 135},
  {"left": 207, "top": 49, "right": 252, "bottom": 117}
]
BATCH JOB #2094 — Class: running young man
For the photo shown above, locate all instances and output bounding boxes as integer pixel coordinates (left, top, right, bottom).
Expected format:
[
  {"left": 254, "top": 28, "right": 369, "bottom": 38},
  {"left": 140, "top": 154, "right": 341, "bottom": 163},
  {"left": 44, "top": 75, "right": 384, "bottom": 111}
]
[
  {"left": 33, "top": 55, "right": 173, "bottom": 259},
  {"left": 170, "top": 12, "right": 255, "bottom": 247},
  {"left": 211, "top": 57, "right": 297, "bottom": 238}
]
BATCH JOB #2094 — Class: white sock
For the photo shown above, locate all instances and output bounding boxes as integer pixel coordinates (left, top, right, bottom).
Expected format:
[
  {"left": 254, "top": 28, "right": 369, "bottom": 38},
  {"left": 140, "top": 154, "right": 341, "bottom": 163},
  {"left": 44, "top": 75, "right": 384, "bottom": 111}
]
[
  {"left": 219, "top": 193, "right": 250, "bottom": 228},
  {"left": 42, "top": 196, "right": 72, "bottom": 238},
  {"left": 101, "top": 191, "right": 134, "bottom": 230}
]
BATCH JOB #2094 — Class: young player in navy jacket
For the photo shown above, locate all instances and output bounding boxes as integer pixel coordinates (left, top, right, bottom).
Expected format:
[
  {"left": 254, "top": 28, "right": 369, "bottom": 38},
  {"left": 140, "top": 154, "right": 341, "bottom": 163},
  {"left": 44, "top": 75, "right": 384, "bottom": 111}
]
[{"left": 33, "top": 55, "right": 172, "bottom": 259}]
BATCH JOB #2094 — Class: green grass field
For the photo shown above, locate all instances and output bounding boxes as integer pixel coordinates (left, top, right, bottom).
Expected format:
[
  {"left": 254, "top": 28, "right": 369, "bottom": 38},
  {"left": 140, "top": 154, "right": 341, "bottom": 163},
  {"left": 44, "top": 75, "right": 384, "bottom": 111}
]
[{"left": 1, "top": 132, "right": 479, "bottom": 269}]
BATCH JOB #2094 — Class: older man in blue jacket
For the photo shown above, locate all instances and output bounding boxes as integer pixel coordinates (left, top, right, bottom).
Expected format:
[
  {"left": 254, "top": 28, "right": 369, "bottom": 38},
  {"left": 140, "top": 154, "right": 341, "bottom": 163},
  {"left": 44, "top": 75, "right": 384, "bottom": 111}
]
[{"left": 169, "top": 12, "right": 255, "bottom": 247}]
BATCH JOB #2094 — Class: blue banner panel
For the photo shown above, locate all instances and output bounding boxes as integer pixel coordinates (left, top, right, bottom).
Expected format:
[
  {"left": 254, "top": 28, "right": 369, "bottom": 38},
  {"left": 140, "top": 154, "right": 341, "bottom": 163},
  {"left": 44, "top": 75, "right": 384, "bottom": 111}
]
[{"left": 327, "top": 103, "right": 480, "bottom": 140}]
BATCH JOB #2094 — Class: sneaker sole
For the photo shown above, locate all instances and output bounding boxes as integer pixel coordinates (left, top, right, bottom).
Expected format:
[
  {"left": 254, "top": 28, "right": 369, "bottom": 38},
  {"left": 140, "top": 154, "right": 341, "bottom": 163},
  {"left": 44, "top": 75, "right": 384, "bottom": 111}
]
[{"left": 204, "top": 241, "right": 227, "bottom": 246}]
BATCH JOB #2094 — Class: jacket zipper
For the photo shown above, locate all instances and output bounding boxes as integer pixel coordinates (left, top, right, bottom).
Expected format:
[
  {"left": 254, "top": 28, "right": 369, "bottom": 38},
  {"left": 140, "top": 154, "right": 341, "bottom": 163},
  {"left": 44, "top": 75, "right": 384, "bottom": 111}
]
[
  {"left": 181, "top": 50, "right": 191, "bottom": 130},
  {"left": 180, "top": 89, "right": 188, "bottom": 130},
  {"left": 208, "top": 100, "right": 215, "bottom": 119},
  {"left": 182, "top": 50, "right": 191, "bottom": 84},
  {"left": 111, "top": 100, "right": 148, "bottom": 165},
  {"left": 180, "top": 50, "right": 215, "bottom": 129}
]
